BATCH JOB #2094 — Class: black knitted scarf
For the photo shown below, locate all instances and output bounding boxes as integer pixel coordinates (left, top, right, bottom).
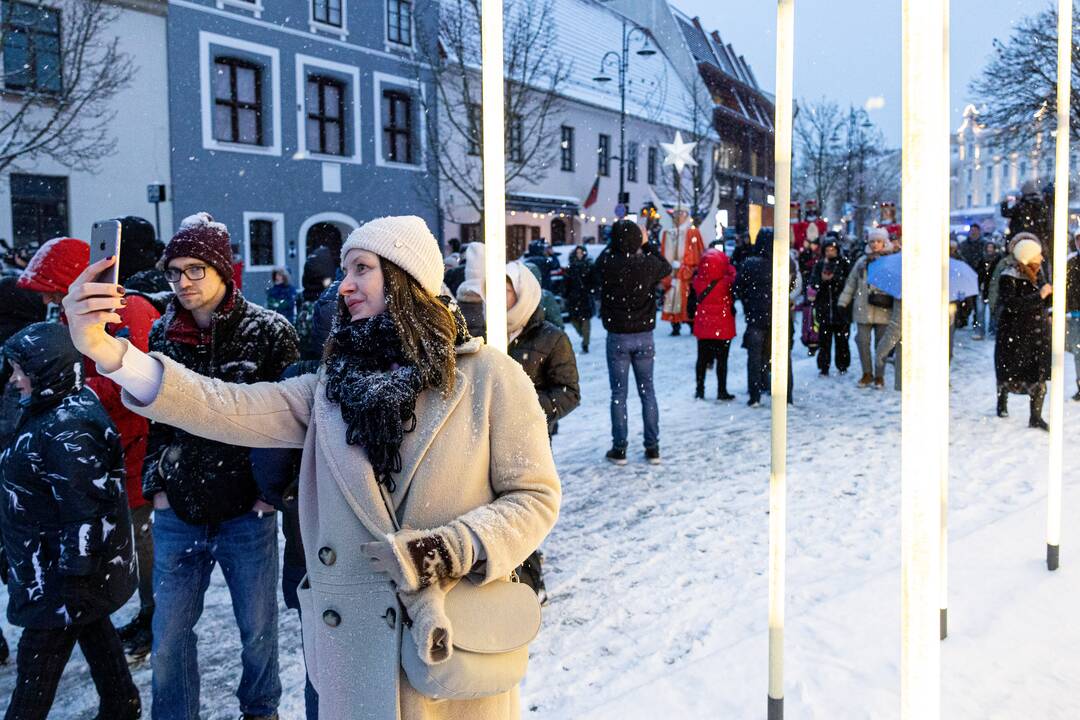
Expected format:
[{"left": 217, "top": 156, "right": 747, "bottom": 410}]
[{"left": 323, "top": 304, "right": 470, "bottom": 492}]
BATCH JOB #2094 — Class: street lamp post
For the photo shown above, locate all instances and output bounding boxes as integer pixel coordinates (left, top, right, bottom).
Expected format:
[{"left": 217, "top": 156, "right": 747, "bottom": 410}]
[{"left": 593, "top": 18, "right": 656, "bottom": 212}]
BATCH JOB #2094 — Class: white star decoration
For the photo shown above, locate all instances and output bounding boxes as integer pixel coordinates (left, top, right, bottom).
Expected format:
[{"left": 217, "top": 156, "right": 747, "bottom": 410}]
[{"left": 661, "top": 131, "right": 698, "bottom": 173}]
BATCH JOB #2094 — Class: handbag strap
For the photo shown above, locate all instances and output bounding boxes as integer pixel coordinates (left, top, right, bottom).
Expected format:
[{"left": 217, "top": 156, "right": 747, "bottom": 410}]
[{"left": 697, "top": 279, "right": 720, "bottom": 303}]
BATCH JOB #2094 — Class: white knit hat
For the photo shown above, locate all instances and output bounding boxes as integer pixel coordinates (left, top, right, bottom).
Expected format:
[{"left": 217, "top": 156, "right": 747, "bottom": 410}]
[
  {"left": 867, "top": 227, "right": 889, "bottom": 243},
  {"left": 340, "top": 216, "right": 443, "bottom": 295},
  {"left": 1012, "top": 235, "right": 1042, "bottom": 265}
]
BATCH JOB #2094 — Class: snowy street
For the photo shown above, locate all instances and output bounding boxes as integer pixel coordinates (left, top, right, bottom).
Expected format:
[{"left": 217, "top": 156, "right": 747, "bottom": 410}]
[{"left": 3, "top": 314, "right": 1080, "bottom": 719}]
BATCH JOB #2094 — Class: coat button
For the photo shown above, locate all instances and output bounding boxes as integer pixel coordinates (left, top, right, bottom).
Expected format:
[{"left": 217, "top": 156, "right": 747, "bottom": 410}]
[
  {"left": 323, "top": 609, "right": 341, "bottom": 628},
  {"left": 318, "top": 546, "right": 336, "bottom": 566},
  {"left": 383, "top": 607, "right": 397, "bottom": 629}
]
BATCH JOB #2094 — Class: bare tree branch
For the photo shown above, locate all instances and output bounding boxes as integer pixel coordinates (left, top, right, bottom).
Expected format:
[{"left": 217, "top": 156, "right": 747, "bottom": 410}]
[{"left": 0, "top": 0, "right": 136, "bottom": 176}]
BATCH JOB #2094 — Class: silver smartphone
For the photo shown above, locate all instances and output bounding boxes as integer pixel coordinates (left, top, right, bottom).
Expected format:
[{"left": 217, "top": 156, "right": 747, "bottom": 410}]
[{"left": 89, "top": 219, "right": 122, "bottom": 284}]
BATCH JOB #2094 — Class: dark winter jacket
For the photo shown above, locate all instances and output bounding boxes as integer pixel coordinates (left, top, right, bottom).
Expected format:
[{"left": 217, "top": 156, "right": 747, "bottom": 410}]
[
  {"left": 590, "top": 230, "right": 672, "bottom": 334},
  {"left": 507, "top": 306, "right": 581, "bottom": 435},
  {"left": 122, "top": 268, "right": 173, "bottom": 314},
  {"left": 0, "top": 323, "right": 135, "bottom": 629},
  {"left": 267, "top": 282, "right": 301, "bottom": 325},
  {"left": 0, "top": 277, "right": 46, "bottom": 446},
  {"left": 1067, "top": 251, "right": 1080, "bottom": 314},
  {"left": 734, "top": 241, "right": 799, "bottom": 329},
  {"left": 563, "top": 250, "right": 595, "bottom": 320},
  {"left": 978, "top": 251, "right": 1004, "bottom": 301},
  {"left": 526, "top": 241, "right": 561, "bottom": 291},
  {"left": 525, "top": 262, "right": 565, "bottom": 329},
  {"left": 1002, "top": 195, "right": 1051, "bottom": 251},
  {"left": 995, "top": 268, "right": 1051, "bottom": 386},
  {"left": 959, "top": 236, "right": 985, "bottom": 271},
  {"left": 143, "top": 288, "right": 300, "bottom": 525},
  {"left": 810, "top": 258, "right": 852, "bottom": 331}
]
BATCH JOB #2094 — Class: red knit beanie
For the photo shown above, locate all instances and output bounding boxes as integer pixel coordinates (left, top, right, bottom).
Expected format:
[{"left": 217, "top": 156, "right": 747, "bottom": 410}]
[
  {"left": 17, "top": 237, "right": 90, "bottom": 294},
  {"left": 162, "top": 212, "right": 234, "bottom": 281}
]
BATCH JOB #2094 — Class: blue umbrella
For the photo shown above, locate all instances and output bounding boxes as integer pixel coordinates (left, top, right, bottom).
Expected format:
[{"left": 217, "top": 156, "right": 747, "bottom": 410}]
[{"left": 866, "top": 252, "right": 980, "bottom": 302}]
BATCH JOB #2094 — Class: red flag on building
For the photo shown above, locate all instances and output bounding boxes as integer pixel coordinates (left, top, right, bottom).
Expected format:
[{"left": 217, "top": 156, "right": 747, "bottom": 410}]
[{"left": 582, "top": 176, "right": 600, "bottom": 209}]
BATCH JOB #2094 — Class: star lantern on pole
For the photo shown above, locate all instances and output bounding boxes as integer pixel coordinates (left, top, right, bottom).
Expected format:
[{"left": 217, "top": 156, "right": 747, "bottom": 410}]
[{"left": 661, "top": 131, "right": 698, "bottom": 217}]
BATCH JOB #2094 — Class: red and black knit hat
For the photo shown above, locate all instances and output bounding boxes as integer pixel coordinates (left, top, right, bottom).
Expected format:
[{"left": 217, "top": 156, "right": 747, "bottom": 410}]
[{"left": 162, "top": 212, "right": 234, "bottom": 281}]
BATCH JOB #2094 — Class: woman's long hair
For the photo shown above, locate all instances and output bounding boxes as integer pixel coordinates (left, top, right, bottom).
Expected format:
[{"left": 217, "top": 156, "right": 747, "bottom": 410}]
[{"left": 325, "top": 259, "right": 458, "bottom": 393}]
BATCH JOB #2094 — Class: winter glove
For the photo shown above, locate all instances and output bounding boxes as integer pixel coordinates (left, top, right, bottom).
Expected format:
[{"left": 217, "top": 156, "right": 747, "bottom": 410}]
[
  {"left": 398, "top": 584, "right": 454, "bottom": 665},
  {"left": 362, "top": 525, "right": 473, "bottom": 593}
]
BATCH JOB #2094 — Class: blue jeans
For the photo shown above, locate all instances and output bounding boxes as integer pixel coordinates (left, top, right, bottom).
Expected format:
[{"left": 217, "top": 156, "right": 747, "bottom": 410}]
[
  {"left": 972, "top": 295, "right": 986, "bottom": 336},
  {"left": 606, "top": 331, "right": 659, "bottom": 450},
  {"left": 151, "top": 508, "right": 280, "bottom": 720}
]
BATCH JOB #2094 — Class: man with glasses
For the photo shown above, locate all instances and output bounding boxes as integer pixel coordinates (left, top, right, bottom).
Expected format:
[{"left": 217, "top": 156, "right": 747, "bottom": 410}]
[{"left": 142, "top": 213, "right": 298, "bottom": 720}]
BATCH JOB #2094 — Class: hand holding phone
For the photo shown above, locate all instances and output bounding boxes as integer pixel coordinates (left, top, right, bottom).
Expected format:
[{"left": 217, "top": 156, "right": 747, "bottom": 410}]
[{"left": 89, "top": 220, "right": 122, "bottom": 284}]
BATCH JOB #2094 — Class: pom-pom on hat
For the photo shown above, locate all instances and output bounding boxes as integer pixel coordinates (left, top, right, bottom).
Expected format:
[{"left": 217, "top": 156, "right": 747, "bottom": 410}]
[
  {"left": 17, "top": 237, "right": 89, "bottom": 294},
  {"left": 1012, "top": 234, "right": 1042, "bottom": 265},
  {"left": 162, "top": 212, "right": 234, "bottom": 282},
  {"left": 340, "top": 216, "right": 443, "bottom": 296}
]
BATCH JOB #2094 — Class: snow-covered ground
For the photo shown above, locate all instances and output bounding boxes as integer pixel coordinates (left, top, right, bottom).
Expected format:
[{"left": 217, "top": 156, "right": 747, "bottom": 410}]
[{"left": 3, "top": 315, "right": 1080, "bottom": 719}]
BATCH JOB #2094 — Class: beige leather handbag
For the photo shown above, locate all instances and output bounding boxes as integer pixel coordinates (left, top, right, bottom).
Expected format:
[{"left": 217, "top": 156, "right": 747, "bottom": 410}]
[{"left": 400, "top": 575, "right": 541, "bottom": 700}]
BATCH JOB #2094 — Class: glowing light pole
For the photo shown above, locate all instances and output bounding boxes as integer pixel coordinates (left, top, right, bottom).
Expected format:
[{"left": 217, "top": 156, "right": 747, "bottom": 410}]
[
  {"left": 1046, "top": 0, "right": 1072, "bottom": 571},
  {"left": 481, "top": 0, "right": 507, "bottom": 352},
  {"left": 768, "top": 1, "right": 794, "bottom": 718},
  {"left": 900, "top": 0, "right": 947, "bottom": 717}
]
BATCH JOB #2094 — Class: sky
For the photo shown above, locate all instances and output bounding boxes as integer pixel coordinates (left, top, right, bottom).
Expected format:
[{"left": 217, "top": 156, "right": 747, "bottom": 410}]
[{"left": 672, "top": 0, "right": 1042, "bottom": 146}]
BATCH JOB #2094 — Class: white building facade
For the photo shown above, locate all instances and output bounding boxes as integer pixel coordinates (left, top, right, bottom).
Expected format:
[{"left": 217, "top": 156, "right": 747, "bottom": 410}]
[
  {"left": 0, "top": 0, "right": 173, "bottom": 249},
  {"left": 438, "top": 0, "right": 773, "bottom": 250},
  {"left": 951, "top": 103, "right": 1080, "bottom": 234}
]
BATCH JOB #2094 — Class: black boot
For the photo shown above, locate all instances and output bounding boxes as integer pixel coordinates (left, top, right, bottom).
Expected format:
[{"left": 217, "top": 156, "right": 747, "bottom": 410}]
[
  {"left": 0, "top": 629, "right": 8, "bottom": 665},
  {"left": 1073, "top": 381, "right": 1080, "bottom": 402},
  {"left": 1029, "top": 386, "right": 1049, "bottom": 431},
  {"left": 117, "top": 606, "right": 153, "bottom": 642},
  {"left": 996, "top": 389, "right": 1009, "bottom": 418},
  {"left": 717, "top": 389, "right": 735, "bottom": 401},
  {"left": 694, "top": 384, "right": 704, "bottom": 400},
  {"left": 122, "top": 607, "right": 153, "bottom": 661}
]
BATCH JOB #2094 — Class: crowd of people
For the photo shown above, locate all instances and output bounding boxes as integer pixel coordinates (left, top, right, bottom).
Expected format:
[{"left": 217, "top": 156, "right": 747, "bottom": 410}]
[{"left": 0, "top": 196, "right": 1074, "bottom": 720}]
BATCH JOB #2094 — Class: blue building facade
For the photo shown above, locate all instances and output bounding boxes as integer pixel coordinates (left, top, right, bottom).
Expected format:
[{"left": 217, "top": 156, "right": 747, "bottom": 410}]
[{"left": 166, "top": 0, "right": 439, "bottom": 303}]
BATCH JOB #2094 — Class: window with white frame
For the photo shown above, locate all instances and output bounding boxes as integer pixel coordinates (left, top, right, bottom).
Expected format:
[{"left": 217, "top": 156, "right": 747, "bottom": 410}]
[
  {"left": 2, "top": 0, "right": 62, "bottom": 94},
  {"left": 507, "top": 114, "right": 524, "bottom": 163},
  {"left": 243, "top": 212, "right": 284, "bottom": 270},
  {"left": 560, "top": 125, "right": 574, "bottom": 172},
  {"left": 217, "top": 0, "right": 263, "bottom": 19},
  {"left": 467, "top": 104, "right": 482, "bottom": 156},
  {"left": 213, "top": 57, "right": 263, "bottom": 145},
  {"left": 312, "top": 0, "right": 342, "bottom": 27},
  {"left": 386, "top": 0, "right": 412, "bottom": 47},
  {"left": 295, "top": 55, "right": 360, "bottom": 163},
  {"left": 306, "top": 74, "right": 345, "bottom": 156},
  {"left": 383, "top": 90, "right": 413, "bottom": 163},
  {"left": 598, "top": 134, "right": 610, "bottom": 177},
  {"left": 627, "top": 142, "right": 639, "bottom": 182},
  {"left": 374, "top": 72, "right": 423, "bottom": 168},
  {"left": 200, "top": 33, "right": 281, "bottom": 156}
]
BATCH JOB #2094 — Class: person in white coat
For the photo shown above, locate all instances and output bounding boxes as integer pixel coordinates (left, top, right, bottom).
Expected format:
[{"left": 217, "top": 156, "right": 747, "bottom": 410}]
[{"left": 61, "top": 216, "right": 561, "bottom": 720}]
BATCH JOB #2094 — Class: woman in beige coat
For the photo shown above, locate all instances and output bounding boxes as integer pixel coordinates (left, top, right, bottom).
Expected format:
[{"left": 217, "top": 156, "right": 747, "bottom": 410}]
[{"left": 62, "top": 215, "right": 561, "bottom": 720}]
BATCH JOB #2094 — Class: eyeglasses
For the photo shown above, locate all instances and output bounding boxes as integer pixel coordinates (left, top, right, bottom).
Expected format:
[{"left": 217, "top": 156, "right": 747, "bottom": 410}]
[{"left": 164, "top": 265, "right": 208, "bottom": 283}]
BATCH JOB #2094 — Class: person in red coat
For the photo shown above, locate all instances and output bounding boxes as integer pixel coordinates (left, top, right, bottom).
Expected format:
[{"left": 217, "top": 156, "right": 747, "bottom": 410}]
[
  {"left": 18, "top": 223, "right": 162, "bottom": 658},
  {"left": 691, "top": 247, "right": 737, "bottom": 400},
  {"left": 661, "top": 210, "right": 705, "bottom": 335}
]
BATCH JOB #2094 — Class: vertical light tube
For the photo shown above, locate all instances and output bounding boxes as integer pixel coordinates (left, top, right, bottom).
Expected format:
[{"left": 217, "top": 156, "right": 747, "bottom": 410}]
[
  {"left": 901, "top": 0, "right": 946, "bottom": 717},
  {"left": 939, "top": 5, "right": 952, "bottom": 642},
  {"left": 769, "top": 1, "right": 794, "bottom": 718},
  {"left": 480, "top": 0, "right": 508, "bottom": 352},
  {"left": 1046, "top": 0, "right": 1072, "bottom": 571}
]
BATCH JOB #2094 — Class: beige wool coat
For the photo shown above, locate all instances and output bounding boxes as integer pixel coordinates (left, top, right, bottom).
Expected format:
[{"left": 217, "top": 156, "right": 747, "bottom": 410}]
[
  {"left": 838, "top": 253, "right": 893, "bottom": 326},
  {"left": 121, "top": 338, "right": 561, "bottom": 720}
]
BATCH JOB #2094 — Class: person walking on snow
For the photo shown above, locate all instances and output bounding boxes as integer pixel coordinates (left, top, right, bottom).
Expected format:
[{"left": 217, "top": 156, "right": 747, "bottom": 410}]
[
  {"left": 62, "top": 215, "right": 561, "bottom": 720},
  {"left": 660, "top": 209, "right": 704, "bottom": 336},
  {"left": 810, "top": 242, "right": 852, "bottom": 376},
  {"left": 591, "top": 219, "right": 672, "bottom": 465},
  {"left": 733, "top": 229, "right": 799, "bottom": 407},
  {"left": 0, "top": 322, "right": 141, "bottom": 720},
  {"left": 17, "top": 231, "right": 162, "bottom": 661},
  {"left": 838, "top": 227, "right": 894, "bottom": 388},
  {"left": 139, "top": 213, "right": 298, "bottom": 720},
  {"left": 691, "top": 247, "right": 737, "bottom": 400},
  {"left": 563, "top": 245, "right": 595, "bottom": 353},
  {"left": 994, "top": 234, "right": 1052, "bottom": 429}
]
